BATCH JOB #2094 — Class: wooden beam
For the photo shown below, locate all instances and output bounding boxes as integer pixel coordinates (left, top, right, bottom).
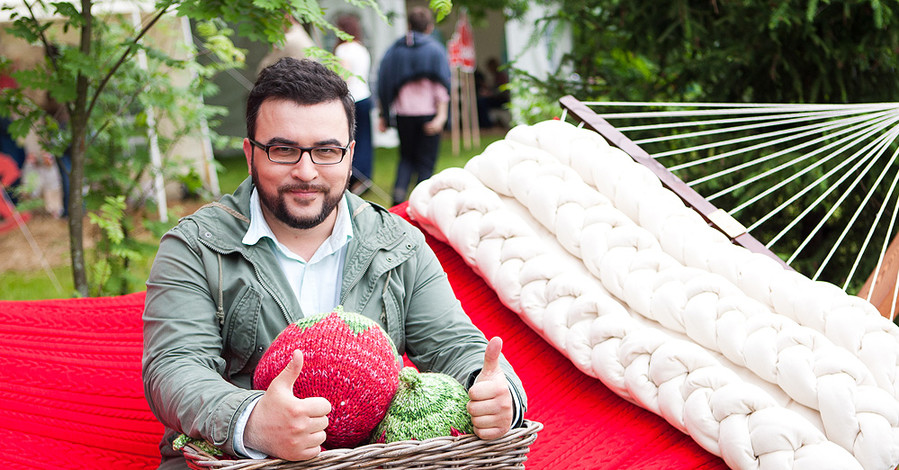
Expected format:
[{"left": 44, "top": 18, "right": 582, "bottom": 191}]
[
  {"left": 450, "top": 68, "right": 460, "bottom": 155},
  {"left": 858, "top": 233, "right": 899, "bottom": 319}
]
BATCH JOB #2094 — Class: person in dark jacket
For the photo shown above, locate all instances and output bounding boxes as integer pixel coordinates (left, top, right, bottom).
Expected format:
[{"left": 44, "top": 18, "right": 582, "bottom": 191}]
[{"left": 377, "top": 6, "right": 451, "bottom": 206}]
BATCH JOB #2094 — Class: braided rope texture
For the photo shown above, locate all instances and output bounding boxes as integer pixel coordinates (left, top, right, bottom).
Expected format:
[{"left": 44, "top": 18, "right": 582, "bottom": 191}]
[
  {"left": 516, "top": 121, "right": 899, "bottom": 400},
  {"left": 253, "top": 309, "right": 402, "bottom": 449},
  {"left": 407, "top": 119, "right": 899, "bottom": 470}
]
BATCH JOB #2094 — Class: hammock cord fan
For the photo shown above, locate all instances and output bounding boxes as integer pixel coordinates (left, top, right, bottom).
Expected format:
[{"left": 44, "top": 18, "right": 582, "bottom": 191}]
[{"left": 559, "top": 96, "right": 899, "bottom": 320}]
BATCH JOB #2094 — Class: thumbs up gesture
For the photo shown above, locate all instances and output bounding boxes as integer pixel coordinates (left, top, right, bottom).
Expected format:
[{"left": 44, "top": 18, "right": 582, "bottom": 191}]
[
  {"left": 467, "top": 337, "right": 514, "bottom": 440},
  {"left": 245, "top": 350, "right": 331, "bottom": 460}
]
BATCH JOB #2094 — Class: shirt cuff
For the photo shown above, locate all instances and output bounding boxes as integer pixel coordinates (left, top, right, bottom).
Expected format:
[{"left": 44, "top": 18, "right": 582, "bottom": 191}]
[
  {"left": 233, "top": 396, "right": 269, "bottom": 459},
  {"left": 508, "top": 379, "right": 524, "bottom": 428}
]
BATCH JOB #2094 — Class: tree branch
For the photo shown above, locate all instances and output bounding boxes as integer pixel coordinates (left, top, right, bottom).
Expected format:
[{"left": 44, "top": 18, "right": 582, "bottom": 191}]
[
  {"left": 22, "top": 1, "right": 69, "bottom": 117},
  {"left": 85, "top": 2, "right": 175, "bottom": 119},
  {"left": 87, "top": 87, "right": 142, "bottom": 148},
  {"left": 23, "top": 1, "right": 58, "bottom": 70}
]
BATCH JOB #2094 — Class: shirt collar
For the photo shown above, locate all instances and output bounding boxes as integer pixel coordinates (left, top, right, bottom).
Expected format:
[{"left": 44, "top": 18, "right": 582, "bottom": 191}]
[{"left": 242, "top": 188, "right": 354, "bottom": 262}]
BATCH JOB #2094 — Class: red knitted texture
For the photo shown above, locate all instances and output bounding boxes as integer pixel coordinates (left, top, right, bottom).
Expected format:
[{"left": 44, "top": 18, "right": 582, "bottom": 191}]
[
  {"left": 0, "top": 292, "right": 163, "bottom": 470},
  {"left": 252, "top": 311, "right": 401, "bottom": 448}
]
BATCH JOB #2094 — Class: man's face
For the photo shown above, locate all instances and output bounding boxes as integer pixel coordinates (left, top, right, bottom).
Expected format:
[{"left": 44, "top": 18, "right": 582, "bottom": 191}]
[{"left": 244, "top": 99, "right": 354, "bottom": 230}]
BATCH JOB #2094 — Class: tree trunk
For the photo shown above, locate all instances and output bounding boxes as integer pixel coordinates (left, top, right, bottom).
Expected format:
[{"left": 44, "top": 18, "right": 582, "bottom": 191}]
[
  {"left": 67, "top": 0, "right": 93, "bottom": 297},
  {"left": 68, "top": 106, "right": 88, "bottom": 296}
]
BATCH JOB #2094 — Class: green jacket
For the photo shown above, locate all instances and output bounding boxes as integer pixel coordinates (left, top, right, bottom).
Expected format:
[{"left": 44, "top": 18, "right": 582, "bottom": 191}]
[{"left": 142, "top": 178, "right": 525, "bottom": 468}]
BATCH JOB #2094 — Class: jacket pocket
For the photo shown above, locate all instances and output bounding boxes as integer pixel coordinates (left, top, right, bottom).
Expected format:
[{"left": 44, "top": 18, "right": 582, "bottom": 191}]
[{"left": 222, "top": 285, "right": 261, "bottom": 378}]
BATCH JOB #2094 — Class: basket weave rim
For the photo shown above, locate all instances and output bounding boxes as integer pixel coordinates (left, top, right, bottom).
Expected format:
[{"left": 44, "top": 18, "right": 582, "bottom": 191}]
[{"left": 182, "top": 419, "right": 543, "bottom": 470}]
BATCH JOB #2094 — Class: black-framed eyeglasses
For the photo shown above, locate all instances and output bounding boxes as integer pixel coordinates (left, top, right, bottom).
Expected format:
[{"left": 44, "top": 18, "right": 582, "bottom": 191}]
[{"left": 248, "top": 138, "right": 349, "bottom": 165}]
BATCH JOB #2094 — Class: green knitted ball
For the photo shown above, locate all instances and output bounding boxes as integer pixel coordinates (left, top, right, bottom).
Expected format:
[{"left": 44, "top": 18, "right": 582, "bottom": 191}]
[{"left": 371, "top": 367, "right": 474, "bottom": 443}]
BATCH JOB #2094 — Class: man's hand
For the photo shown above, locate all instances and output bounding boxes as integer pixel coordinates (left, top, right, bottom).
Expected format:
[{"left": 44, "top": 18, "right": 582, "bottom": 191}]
[
  {"left": 467, "top": 337, "right": 514, "bottom": 440},
  {"left": 245, "top": 350, "right": 331, "bottom": 460}
]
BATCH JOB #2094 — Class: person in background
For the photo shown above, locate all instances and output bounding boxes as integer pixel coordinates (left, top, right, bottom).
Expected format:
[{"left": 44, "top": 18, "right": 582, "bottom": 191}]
[
  {"left": 376, "top": 6, "right": 450, "bottom": 206},
  {"left": 476, "top": 57, "right": 511, "bottom": 129},
  {"left": 22, "top": 140, "right": 64, "bottom": 218},
  {"left": 256, "top": 15, "right": 315, "bottom": 74},
  {"left": 334, "top": 13, "right": 374, "bottom": 195},
  {"left": 142, "top": 57, "right": 526, "bottom": 469},
  {"left": 0, "top": 151, "right": 28, "bottom": 234},
  {"left": 27, "top": 91, "right": 70, "bottom": 218},
  {"left": 0, "top": 66, "right": 26, "bottom": 206}
]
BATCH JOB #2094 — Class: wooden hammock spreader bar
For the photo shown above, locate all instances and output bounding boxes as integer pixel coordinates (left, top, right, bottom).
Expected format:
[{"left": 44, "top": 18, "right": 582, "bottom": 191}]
[{"left": 559, "top": 95, "right": 792, "bottom": 271}]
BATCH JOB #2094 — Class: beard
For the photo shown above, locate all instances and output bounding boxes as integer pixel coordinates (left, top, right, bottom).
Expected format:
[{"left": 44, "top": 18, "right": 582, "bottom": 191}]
[{"left": 251, "top": 162, "right": 350, "bottom": 230}]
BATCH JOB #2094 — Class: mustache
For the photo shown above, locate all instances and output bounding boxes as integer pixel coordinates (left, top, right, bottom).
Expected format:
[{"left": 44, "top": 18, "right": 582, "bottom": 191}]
[{"left": 279, "top": 183, "right": 328, "bottom": 194}]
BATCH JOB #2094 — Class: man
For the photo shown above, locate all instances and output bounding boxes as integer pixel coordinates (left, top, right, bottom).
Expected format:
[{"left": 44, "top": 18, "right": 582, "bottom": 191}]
[
  {"left": 142, "top": 57, "right": 525, "bottom": 469},
  {"left": 377, "top": 6, "right": 451, "bottom": 206}
]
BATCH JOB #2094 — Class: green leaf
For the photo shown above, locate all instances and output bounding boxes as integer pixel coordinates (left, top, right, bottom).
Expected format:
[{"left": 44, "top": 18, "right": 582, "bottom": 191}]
[
  {"left": 806, "top": 0, "right": 819, "bottom": 22},
  {"left": 430, "top": 0, "right": 452, "bottom": 22},
  {"left": 51, "top": 2, "right": 81, "bottom": 19},
  {"left": 7, "top": 118, "right": 33, "bottom": 140},
  {"left": 172, "top": 434, "right": 223, "bottom": 456}
]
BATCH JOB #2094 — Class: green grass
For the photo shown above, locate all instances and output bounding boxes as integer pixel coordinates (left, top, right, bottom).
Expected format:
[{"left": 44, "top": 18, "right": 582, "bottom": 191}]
[
  {"left": 217, "top": 156, "right": 250, "bottom": 195},
  {"left": 1, "top": 131, "right": 505, "bottom": 301},
  {"left": 0, "top": 265, "right": 76, "bottom": 301}
]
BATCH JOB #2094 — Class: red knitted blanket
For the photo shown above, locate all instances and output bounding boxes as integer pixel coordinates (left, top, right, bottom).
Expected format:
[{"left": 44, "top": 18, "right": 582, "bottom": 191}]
[
  {"left": 0, "top": 292, "right": 162, "bottom": 469},
  {"left": 0, "top": 205, "right": 728, "bottom": 469}
]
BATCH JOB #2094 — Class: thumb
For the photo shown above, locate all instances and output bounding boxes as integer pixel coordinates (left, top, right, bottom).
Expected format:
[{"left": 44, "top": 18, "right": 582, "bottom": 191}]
[
  {"left": 269, "top": 349, "right": 304, "bottom": 394},
  {"left": 477, "top": 337, "right": 503, "bottom": 382}
]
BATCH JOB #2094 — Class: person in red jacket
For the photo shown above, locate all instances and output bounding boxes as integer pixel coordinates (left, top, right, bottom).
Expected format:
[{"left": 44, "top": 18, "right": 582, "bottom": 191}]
[
  {"left": 0, "top": 151, "right": 31, "bottom": 234},
  {"left": 1, "top": 69, "right": 27, "bottom": 209}
]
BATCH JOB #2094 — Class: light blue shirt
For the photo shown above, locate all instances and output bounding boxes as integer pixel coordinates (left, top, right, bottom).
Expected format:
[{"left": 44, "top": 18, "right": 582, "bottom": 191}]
[
  {"left": 241, "top": 189, "right": 353, "bottom": 316},
  {"left": 234, "top": 188, "right": 353, "bottom": 458}
]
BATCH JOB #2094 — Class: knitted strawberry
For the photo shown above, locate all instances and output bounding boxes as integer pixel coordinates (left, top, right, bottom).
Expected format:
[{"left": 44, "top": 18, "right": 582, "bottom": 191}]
[
  {"left": 372, "top": 367, "right": 474, "bottom": 443},
  {"left": 253, "top": 307, "right": 401, "bottom": 448}
]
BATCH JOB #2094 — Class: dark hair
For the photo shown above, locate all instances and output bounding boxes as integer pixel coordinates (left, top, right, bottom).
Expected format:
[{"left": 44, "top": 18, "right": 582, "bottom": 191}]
[
  {"left": 246, "top": 57, "right": 356, "bottom": 141},
  {"left": 407, "top": 6, "right": 433, "bottom": 33},
  {"left": 335, "top": 13, "right": 363, "bottom": 47}
]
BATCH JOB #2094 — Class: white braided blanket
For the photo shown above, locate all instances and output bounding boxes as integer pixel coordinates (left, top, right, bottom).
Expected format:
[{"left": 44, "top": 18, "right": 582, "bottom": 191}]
[{"left": 407, "top": 120, "right": 899, "bottom": 470}]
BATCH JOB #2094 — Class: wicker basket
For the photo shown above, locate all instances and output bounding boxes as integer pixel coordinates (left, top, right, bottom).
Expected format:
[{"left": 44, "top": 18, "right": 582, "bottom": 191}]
[{"left": 182, "top": 419, "right": 542, "bottom": 469}]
